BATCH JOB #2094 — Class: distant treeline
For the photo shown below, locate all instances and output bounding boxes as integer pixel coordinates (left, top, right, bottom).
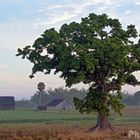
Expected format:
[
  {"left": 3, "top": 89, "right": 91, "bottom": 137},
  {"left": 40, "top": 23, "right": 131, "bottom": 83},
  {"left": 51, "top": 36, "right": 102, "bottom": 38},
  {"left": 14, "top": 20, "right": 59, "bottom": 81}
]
[
  {"left": 16, "top": 88, "right": 140, "bottom": 108},
  {"left": 122, "top": 91, "right": 140, "bottom": 106},
  {"left": 16, "top": 87, "right": 86, "bottom": 108}
]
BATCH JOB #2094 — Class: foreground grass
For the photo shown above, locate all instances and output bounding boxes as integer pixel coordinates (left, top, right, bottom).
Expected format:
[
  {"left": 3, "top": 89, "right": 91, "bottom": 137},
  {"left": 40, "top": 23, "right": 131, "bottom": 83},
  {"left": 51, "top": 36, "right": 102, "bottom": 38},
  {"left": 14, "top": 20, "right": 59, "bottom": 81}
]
[
  {"left": 0, "top": 124, "right": 139, "bottom": 140},
  {"left": 0, "top": 107, "right": 139, "bottom": 139}
]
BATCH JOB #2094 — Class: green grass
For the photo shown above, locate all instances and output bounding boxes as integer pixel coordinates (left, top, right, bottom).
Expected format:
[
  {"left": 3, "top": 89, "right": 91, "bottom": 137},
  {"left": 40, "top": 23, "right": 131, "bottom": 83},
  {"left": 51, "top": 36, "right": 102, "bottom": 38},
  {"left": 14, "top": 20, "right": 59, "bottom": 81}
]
[
  {"left": 0, "top": 108, "right": 139, "bottom": 125},
  {"left": 0, "top": 109, "right": 94, "bottom": 125}
]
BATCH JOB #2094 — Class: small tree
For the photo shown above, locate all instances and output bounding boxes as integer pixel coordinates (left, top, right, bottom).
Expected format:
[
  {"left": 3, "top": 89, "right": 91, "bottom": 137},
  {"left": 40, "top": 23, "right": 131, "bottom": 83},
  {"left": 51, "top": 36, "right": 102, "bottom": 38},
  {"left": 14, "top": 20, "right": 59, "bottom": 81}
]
[
  {"left": 17, "top": 13, "right": 140, "bottom": 131},
  {"left": 37, "top": 82, "right": 45, "bottom": 105}
]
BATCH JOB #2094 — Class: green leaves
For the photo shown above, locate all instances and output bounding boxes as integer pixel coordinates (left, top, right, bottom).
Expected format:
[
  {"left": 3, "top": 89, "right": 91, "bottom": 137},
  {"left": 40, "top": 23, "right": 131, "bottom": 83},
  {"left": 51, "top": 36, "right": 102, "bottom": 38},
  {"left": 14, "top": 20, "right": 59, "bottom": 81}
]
[
  {"left": 74, "top": 88, "right": 125, "bottom": 116},
  {"left": 126, "top": 24, "right": 138, "bottom": 38},
  {"left": 108, "top": 91, "right": 125, "bottom": 115},
  {"left": 126, "top": 74, "right": 139, "bottom": 86}
]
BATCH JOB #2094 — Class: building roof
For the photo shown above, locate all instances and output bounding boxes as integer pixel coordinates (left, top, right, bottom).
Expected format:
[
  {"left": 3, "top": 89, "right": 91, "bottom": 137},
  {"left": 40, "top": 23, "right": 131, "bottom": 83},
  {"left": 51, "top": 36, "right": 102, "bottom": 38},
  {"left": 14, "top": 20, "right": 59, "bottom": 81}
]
[{"left": 47, "top": 99, "right": 64, "bottom": 107}]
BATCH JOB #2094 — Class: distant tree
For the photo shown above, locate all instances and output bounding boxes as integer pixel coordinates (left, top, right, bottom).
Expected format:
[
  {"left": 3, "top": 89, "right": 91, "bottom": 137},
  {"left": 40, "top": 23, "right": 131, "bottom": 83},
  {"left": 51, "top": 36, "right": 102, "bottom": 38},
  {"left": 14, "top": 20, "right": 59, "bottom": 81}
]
[
  {"left": 122, "top": 93, "right": 134, "bottom": 106},
  {"left": 133, "top": 91, "right": 140, "bottom": 105},
  {"left": 37, "top": 82, "right": 45, "bottom": 105},
  {"left": 17, "top": 13, "right": 140, "bottom": 131},
  {"left": 122, "top": 91, "right": 140, "bottom": 106},
  {"left": 16, "top": 99, "right": 36, "bottom": 108},
  {"left": 31, "top": 87, "right": 86, "bottom": 105},
  {"left": 38, "top": 82, "right": 45, "bottom": 91}
]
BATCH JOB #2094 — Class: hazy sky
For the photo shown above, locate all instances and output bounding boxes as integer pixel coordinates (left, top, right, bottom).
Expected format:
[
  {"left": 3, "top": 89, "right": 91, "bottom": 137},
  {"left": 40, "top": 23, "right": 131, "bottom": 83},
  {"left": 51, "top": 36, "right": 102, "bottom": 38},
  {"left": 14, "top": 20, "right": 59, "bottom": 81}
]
[{"left": 0, "top": 0, "right": 140, "bottom": 100}]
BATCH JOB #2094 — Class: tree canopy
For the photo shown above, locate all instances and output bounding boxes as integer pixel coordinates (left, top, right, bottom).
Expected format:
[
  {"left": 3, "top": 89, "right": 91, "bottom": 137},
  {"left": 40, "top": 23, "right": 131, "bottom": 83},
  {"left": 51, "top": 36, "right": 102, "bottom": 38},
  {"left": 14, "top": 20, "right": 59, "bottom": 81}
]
[
  {"left": 37, "top": 82, "right": 45, "bottom": 92},
  {"left": 17, "top": 13, "right": 140, "bottom": 130}
]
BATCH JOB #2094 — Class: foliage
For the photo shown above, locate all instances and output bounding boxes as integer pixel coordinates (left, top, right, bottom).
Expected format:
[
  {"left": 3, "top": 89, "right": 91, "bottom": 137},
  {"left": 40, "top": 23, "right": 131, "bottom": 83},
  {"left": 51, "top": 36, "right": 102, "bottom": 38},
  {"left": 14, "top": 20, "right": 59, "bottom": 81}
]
[
  {"left": 30, "top": 87, "right": 86, "bottom": 106},
  {"left": 15, "top": 88, "right": 86, "bottom": 108},
  {"left": 16, "top": 89, "right": 140, "bottom": 108},
  {"left": 37, "top": 82, "right": 45, "bottom": 92},
  {"left": 16, "top": 99, "right": 36, "bottom": 108},
  {"left": 17, "top": 13, "right": 140, "bottom": 117},
  {"left": 74, "top": 89, "right": 124, "bottom": 116}
]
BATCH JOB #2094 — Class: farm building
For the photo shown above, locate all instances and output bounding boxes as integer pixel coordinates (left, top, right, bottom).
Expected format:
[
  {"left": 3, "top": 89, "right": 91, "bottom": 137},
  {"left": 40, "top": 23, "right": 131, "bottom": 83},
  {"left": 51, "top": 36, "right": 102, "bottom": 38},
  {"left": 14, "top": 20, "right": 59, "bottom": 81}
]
[
  {"left": 0, "top": 96, "right": 15, "bottom": 110},
  {"left": 46, "top": 99, "right": 74, "bottom": 110},
  {"left": 37, "top": 105, "right": 47, "bottom": 111}
]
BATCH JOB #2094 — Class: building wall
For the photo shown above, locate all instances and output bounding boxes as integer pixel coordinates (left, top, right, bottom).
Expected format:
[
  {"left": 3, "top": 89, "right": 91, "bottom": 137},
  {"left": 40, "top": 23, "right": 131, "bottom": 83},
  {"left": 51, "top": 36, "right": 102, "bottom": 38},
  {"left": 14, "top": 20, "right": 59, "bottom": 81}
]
[
  {"left": 37, "top": 105, "right": 47, "bottom": 111},
  {"left": 0, "top": 96, "right": 15, "bottom": 110},
  {"left": 56, "top": 100, "right": 74, "bottom": 110},
  {"left": 47, "top": 100, "right": 74, "bottom": 110},
  {"left": 0, "top": 105, "right": 15, "bottom": 110}
]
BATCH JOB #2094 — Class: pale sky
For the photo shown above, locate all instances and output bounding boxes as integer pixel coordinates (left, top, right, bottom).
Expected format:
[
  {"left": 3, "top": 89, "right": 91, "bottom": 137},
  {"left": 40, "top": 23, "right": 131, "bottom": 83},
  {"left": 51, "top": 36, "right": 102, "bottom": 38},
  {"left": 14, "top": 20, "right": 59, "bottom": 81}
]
[{"left": 0, "top": 0, "right": 140, "bottom": 100}]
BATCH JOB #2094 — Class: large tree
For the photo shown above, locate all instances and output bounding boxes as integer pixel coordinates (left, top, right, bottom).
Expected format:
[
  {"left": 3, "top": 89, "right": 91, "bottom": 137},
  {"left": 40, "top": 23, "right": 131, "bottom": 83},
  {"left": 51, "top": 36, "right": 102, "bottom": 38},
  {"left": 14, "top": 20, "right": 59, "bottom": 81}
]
[{"left": 17, "top": 13, "right": 140, "bottom": 131}]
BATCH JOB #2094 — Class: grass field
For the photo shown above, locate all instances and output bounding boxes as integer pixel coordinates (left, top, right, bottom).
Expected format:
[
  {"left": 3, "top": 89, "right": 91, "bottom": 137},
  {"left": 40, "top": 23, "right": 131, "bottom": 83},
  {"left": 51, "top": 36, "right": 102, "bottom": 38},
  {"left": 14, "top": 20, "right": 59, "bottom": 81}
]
[
  {"left": 0, "top": 107, "right": 139, "bottom": 139},
  {"left": 0, "top": 107, "right": 139, "bottom": 125},
  {"left": 0, "top": 109, "right": 95, "bottom": 125}
]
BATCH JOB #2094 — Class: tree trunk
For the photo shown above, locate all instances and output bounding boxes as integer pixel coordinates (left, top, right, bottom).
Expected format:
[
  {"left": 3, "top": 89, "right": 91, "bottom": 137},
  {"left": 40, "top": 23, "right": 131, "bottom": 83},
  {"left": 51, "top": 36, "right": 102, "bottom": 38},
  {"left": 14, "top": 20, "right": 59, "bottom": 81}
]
[
  {"left": 38, "top": 92, "right": 42, "bottom": 105},
  {"left": 89, "top": 114, "right": 114, "bottom": 132}
]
